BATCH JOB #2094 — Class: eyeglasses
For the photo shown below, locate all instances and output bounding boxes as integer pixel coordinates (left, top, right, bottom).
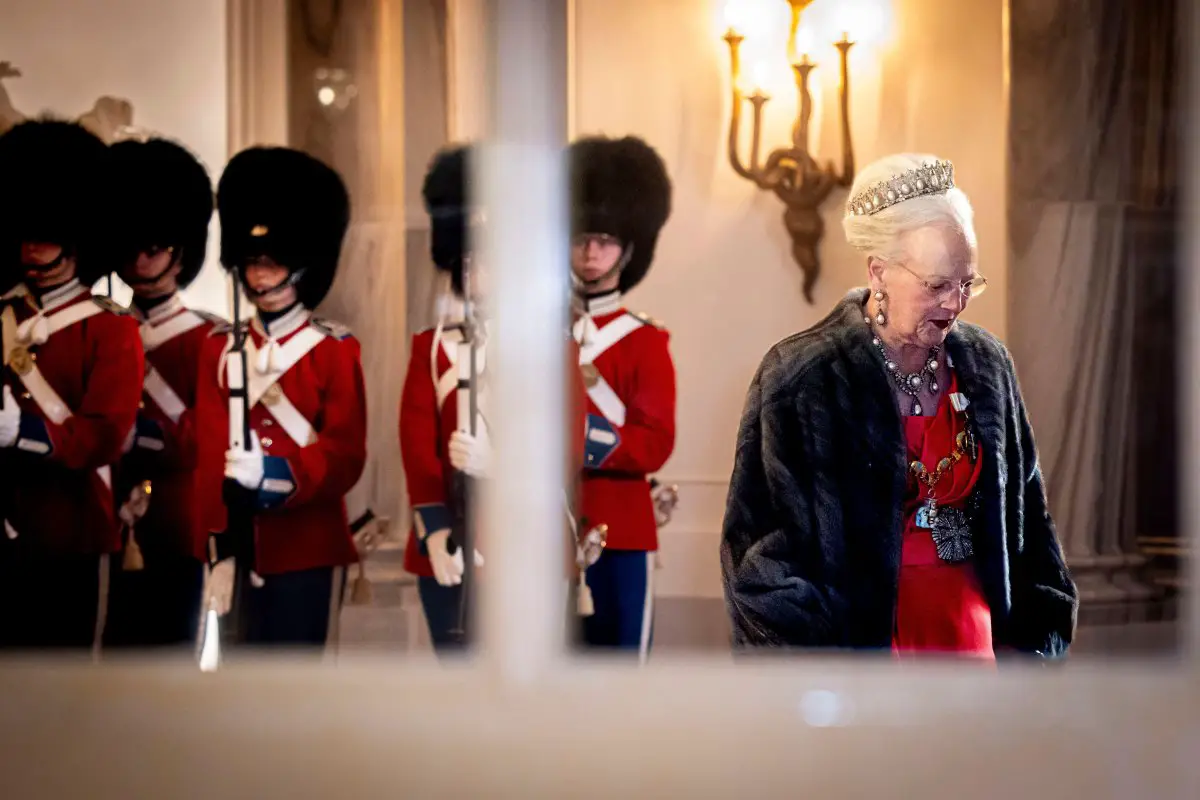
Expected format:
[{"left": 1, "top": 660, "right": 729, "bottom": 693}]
[
  {"left": 571, "top": 233, "right": 622, "bottom": 249},
  {"left": 893, "top": 262, "right": 988, "bottom": 300}
]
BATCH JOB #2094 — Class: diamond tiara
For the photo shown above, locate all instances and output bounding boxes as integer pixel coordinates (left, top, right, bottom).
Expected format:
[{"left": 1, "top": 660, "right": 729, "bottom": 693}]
[{"left": 846, "top": 160, "right": 955, "bottom": 217}]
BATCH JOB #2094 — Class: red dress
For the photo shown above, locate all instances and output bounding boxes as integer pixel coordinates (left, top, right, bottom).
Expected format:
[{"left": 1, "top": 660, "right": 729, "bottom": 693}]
[{"left": 892, "top": 373, "right": 994, "bottom": 659}]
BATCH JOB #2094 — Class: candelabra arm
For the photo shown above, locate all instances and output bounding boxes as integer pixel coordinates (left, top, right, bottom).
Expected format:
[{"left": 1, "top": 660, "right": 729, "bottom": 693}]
[
  {"left": 835, "top": 37, "right": 856, "bottom": 184},
  {"left": 724, "top": 30, "right": 757, "bottom": 181},
  {"left": 791, "top": 60, "right": 815, "bottom": 154},
  {"left": 727, "top": 85, "right": 757, "bottom": 181}
]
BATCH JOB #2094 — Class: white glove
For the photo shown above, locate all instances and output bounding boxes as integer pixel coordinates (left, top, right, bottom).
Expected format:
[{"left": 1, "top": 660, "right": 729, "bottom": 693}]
[
  {"left": 425, "top": 528, "right": 486, "bottom": 587},
  {"left": 426, "top": 529, "right": 463, "bottom": 587},
  {"left": 118, "top": 482, "right": 152, "bottom": 527},
  {"left": 0, "top": 385, "right": 18, "bottom": 448},
  {"left": 448, "top": 427, "right": 490, "bottom": 478},
  {"left": 224, "top": 430, "right": 265, "bottom": 490},
  {"left": 205, "top": 558, "right": 236, "bottom": 617}
]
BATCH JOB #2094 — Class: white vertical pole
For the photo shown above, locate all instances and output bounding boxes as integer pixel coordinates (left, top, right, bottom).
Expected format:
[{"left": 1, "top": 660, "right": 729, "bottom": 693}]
[
  {"left": 1181, "top": 0, "right": 1200, "bottom": 669},
  {"left": 478, "top": 0, "right": 570, "bottom": 683}
]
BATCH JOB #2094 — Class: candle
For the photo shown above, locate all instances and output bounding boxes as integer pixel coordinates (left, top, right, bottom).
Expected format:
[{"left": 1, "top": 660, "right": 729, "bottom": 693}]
[
  {"left": 796, "top": 24, "right": 815, "bottom": 65},
  {"left": 723, "top": 1, "right": 743, "bottom": 37},
  {"left": 752, "top": 61, "right": 769, "bottom": 95}
]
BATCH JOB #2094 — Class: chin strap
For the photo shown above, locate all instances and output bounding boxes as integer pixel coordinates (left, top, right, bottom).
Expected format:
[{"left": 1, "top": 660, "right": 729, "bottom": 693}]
[
  {"left": 239, "top": 266, "right": 305, "bottom": 300},
  {"left": 123, "top": 249, "right": 182, "bottom": 287},
  {"left": 21, "top": 250, "right": 67, "bottom": 274},
  {"left": 572, "top": 243, "right": 633, "bottom": 293}
]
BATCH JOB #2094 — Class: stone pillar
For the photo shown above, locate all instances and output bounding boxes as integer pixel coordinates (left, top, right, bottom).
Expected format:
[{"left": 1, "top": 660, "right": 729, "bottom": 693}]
[{"left": 287, "top": 0, "right": 410, "bottom": 529}]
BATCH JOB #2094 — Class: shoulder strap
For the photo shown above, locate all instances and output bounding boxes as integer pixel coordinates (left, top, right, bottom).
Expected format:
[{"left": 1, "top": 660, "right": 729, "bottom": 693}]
[
  {"left": 434, "top": 327, "right": 462, "bottom": 410},
  {"left": 577, "top": 313, "right": 643, "bottom": 365},
  {"left": 260, "top": 386, "right": 318, "bottom": 447},
  {"left": 1, "top": 305, "right": 110, "bottom": 489},
  {"left": 142, "top": 309, "right": 206, "bottom": 352},
  {"left": 246, "top": 326, "right": 326, "bottom": 408},
  {"left": 45, "top": 299, "right": 106, "bottom": 338},
  {"left": 143, "top": 365, "right": 187, "bottom": 423}
]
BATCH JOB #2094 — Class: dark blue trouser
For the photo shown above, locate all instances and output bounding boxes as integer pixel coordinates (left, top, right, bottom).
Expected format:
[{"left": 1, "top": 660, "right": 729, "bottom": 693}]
[
  {"left": 103, "top": 552, "right": 204, "bottom": 650},
  {"left": 0, "top": 548, "right": 105, "bottom": 651},
  {"left": 235, "top": 565, "right": 345, "bottom": 649},
  {"left": 418, "top": 576, "right": 466, "bottom": 655},
  {"left": 581, "top": 549, "right": 655, "bottom": 660}
]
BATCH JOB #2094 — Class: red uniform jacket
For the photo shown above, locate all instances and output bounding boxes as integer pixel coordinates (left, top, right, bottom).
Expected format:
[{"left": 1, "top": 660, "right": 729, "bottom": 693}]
[
  {"left": 399, "top": 323, "right": 586, "bottom": 578},
  {"left": 119, "top": 294, "right": 222, "bottom": 562},
  {"left": 0, "top": 279, "right": 144, "bottom": 555},
  {"left": 573, "top": 291, "right": 676, "bottom": 551},
  {"left": 195, "top": 305, "right": 366, "bottom": 575}
]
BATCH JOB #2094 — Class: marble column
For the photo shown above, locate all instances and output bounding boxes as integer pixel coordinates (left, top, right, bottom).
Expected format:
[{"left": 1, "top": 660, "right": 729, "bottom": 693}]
[
  {"left": 1008, "top": 0, "right": 1180, "bottom": 623},
  {"left": 288, "top": 0, "right": 410, "bottom": 530}
]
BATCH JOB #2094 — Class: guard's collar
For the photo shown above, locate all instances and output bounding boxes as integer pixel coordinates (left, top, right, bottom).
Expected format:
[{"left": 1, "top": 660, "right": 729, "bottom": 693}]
[
  {"left": 133, "top": 292, "right": 186, "bottom": 324},
  {"left": 573, "top": 288, "right": 622, "bottom": 316},
  {"left": 253, "top": 303, "right": 310, "bottom": 340}
]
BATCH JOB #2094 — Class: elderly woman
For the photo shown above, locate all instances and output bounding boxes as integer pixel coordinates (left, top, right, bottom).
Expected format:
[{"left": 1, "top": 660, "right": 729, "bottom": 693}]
[{"left": 720, "top": 154, "right": 1078, "bottom": 659}]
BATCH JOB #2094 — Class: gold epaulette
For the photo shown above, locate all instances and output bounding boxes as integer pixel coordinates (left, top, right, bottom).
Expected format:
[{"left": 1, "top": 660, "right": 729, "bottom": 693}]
[
  {"left": 194, "top": 309, "right": 230, "bottom": 326},
  {"left": 312, "top": 317, "right": 353, "bottom": 341},
  {"left": 91, "top": 295, "right": 131, "bottom": 315},
  {"left": 209, "top": 320, "right": 247, "bottom": 337},
  {"left": 630, "top": 310, "right": 666, "bottom": 330}
]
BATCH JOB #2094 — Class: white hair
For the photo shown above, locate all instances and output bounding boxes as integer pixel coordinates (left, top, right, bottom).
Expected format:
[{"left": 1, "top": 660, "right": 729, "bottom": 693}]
[{"left": 841, "top": 153, "right": 977, "bottom": 262}]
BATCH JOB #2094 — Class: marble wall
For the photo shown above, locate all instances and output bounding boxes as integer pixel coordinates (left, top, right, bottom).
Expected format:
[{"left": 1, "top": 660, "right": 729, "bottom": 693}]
[{"left": 1007, "top": 0, "right": 1182, "bottom": 623}]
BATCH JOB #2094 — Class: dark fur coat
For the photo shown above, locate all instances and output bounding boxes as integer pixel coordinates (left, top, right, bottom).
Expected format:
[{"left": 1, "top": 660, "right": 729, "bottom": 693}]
[{"left": 720, "top": 289, "right": 1078, "bottom": 657}]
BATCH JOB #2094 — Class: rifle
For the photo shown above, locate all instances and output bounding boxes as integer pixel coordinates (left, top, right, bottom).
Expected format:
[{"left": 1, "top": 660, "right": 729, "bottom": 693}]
[
  {"left": 200, "top": 276, "right": 258, "bottom": 669},
  {"left": 447, "top": 259, "right": 479, "bottom": 646},
  {"left": 0, "top": 297, "right": 10, "bottom": 542}
]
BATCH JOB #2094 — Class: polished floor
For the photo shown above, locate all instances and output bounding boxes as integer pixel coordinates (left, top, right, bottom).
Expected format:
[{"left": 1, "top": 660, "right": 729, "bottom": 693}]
[{"left": 336, "top": 542, "right": 1182, "bottom": 660}]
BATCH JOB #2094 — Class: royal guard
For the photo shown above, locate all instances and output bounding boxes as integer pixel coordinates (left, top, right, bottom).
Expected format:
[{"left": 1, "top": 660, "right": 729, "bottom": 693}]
[
  {"left": 194, "top": 146, "right": 366, "bottom": 651},
  {"left": 401, "top": 144, "right": 488, "bottom": 653},
  {"left": 101, "top": 136, "right": 220, "bottom": 650},
  {"left": 401, "top": 144, "right": 588, "bottom": 653},
  {"left": 569, "top": 134, "right": 676, "bottom": 660},
  {"left": 0, "top": 119, "right": 144, "bottom": 649}
]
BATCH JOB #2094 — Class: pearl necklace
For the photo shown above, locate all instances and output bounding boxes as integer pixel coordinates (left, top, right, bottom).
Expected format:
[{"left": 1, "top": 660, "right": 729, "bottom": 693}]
[{"left": 865, "top": 318, "right": 941, "bottom": 416}]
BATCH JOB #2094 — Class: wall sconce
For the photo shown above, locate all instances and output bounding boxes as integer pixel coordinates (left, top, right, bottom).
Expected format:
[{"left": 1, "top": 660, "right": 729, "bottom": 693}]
[
  {"left": 314, "top": 67, "right": 358, "bottom": 115},
  {"left": 724, "top": 0, "right": 856, "bottom": 303}
]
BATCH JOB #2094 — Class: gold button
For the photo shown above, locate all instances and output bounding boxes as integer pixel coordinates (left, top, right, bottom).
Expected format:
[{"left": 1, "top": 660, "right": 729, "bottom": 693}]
[
  {"left": 261, "top": 437, "right": 273, "bottom": 448},
  {"left": 138, "top": 401, "right": 145, "bottom": 410},
  {"left": 262, "top": 418, "right": 274, "bottom": 427},
  {"left": 10, "top": 346, "right": 34, "bottom": 376},
  {"left": 21, "top": 392, "right": 31, "bottom": 401}
]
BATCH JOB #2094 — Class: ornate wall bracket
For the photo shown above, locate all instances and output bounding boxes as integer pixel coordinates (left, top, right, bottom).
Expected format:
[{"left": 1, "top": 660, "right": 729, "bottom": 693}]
[
  {"left": 1, "top": 60, "right": 136, "bottom": 143},
  {"left": 723, "top": 0, "right": 855, "bottom": 303}
]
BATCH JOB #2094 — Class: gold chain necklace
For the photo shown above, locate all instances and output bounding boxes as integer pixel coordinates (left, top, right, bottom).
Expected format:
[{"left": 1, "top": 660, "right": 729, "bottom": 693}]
[{"left": 909, "top": 430, "right": 972, "bottom": 493}]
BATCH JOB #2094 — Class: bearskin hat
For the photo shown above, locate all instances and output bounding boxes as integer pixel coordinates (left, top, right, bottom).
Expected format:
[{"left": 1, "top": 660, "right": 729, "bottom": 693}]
[
  {"left": 106, "top": 137, "right": 214, "bottom": 288},
  {"left": 421, "top": 144, "right": 474, "bottom": 296},
  {"left": 569, "top": 135, "right": 672, "bottom": 293},
  {"left": 216, "top": 146, "right": 350, "bottom": 309},
  {"left": 0, "top": 118, "right": 109, "bottom": 285}
]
